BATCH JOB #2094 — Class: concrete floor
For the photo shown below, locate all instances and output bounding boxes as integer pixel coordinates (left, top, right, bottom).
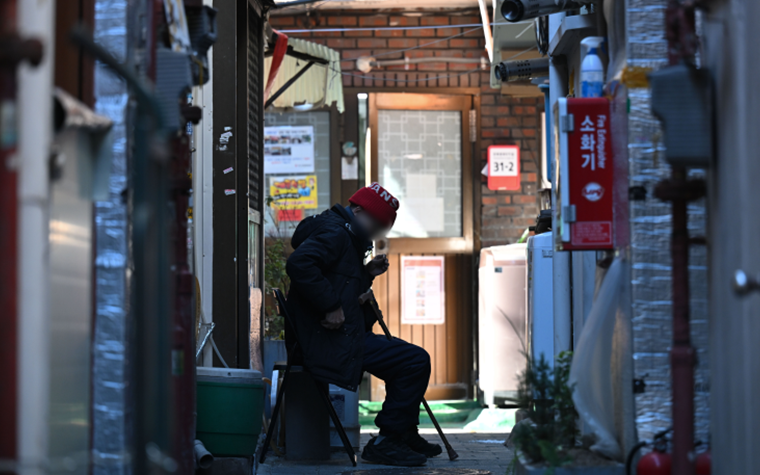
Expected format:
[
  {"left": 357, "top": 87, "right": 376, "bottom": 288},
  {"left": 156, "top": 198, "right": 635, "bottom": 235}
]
[{"left": 256, "top": 431, "right": 514, "bottom": 475}]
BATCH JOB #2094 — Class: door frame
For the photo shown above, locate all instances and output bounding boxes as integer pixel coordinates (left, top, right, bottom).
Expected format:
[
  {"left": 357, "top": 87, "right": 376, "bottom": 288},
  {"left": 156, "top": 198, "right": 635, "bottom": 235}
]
[{"left": 368, "top": 92, "right": 476, "bottom": 254}]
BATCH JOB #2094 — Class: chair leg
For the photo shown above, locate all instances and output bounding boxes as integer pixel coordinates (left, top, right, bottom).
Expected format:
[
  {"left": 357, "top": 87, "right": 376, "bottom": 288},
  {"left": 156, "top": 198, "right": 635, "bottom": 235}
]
[
  {"left": 316, "top": 383, "right": 357, "bottom": 467},
  {"left": 259, "top": 366, "right": 290, "bottom": 464}
]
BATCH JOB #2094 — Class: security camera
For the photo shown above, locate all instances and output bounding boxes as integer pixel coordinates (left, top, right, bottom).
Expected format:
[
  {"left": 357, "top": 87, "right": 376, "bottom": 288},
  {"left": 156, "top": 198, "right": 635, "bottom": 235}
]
[
  {"left": 501, "top": 0, "right": 583, "bottom": 22},
  {"left": 494, "top": 58, "right": 550, "bottom": 82}
]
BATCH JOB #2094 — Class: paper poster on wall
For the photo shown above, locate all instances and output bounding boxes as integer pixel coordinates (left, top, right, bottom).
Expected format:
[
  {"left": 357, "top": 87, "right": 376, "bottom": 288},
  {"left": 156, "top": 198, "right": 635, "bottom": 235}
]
[
  {"left": 401, "top": 256, "right": 445, "bottom": 325},
  {"left": 341, "top": 156, "right": 359, "bottom": 180},
  {"left": 264, "top": 126, "right": 315, "bottom": 174},
  {"left": 269, "top": 175, "right": 318, "bottom": 209}
]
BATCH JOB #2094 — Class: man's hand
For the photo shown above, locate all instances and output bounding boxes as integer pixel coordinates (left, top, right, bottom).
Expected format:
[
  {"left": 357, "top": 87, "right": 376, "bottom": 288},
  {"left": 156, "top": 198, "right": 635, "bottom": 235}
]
[
  {"left": 366, "top": 254, "right": 389, "bottom": 277},
  {"left": 321, "top": 307, "right": 345, "bottom": 330}
]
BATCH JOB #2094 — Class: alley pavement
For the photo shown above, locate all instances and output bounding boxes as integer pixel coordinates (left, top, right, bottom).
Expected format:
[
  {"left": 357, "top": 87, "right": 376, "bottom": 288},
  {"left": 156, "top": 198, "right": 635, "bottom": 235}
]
[{"left": 256, "top": 430, "right": 514, "bottom": 475}]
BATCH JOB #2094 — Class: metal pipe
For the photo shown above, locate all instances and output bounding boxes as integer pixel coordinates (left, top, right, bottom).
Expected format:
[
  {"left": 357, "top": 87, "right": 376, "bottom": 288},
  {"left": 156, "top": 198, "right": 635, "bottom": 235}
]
[
  {"left": 193, "top": 439, "right": 214, "bottom": 469},
  {"left": 362, "top": 56, "right": 489, "bottom": 72},
  {"left": 654, "top": 169, "right": 705, "bottom": 475},
  {"left": 17, "top": 0, "right": 55, "bottom": 473}
]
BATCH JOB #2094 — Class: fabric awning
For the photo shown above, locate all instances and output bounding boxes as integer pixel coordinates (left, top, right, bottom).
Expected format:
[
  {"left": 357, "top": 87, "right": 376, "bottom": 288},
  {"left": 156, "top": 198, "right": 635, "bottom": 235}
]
[{"left": 264, "top": 37, "right": 344, "bottom": 113}]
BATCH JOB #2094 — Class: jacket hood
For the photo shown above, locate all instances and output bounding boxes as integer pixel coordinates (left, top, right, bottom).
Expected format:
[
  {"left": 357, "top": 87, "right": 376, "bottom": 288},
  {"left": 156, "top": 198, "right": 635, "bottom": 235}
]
[{"left": 291, "top": 204, "right": 373, "bottom": 254}]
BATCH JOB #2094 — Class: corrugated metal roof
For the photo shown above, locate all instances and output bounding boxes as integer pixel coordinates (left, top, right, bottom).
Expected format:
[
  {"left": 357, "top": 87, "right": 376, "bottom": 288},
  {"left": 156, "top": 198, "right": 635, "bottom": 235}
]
[{"left": 264, "top": 37, "right": 344, "bottom": 113}]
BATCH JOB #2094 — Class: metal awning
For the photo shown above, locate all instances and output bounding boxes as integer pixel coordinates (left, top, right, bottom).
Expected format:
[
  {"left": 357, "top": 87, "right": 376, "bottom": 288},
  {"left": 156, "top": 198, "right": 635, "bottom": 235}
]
[{"left": 264, "top": 33, "right": 344, "bottom": 113}]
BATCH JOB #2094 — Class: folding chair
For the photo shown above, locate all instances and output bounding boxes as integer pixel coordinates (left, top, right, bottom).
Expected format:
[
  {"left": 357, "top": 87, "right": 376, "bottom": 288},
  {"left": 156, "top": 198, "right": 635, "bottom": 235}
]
[{"left": 257, "top": 289, "right": 357, "bottom": 466}]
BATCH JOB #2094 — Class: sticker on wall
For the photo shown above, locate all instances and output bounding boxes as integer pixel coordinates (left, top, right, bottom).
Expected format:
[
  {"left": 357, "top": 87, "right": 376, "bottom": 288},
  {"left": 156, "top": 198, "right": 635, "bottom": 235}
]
[
  {"left": 224, "top": 189, "right": 236, "bottom": 196},
  {"left": 223, "top": 166, "right": 233, "bottom": 174},
  {"left": 264, "top": 125, "right": 315, "bottom": 174},
  {"left": 342, "top": 141, "right": 357, "bottom": 157},
  {"left": 268, "top": 175, "right": 318, "bottom": 209},
  {"left": 401, "top": 256, "right": 445, "bottom": 325},
  {"left": 487, "top": 145, "right": 521, "bottom": 191}
]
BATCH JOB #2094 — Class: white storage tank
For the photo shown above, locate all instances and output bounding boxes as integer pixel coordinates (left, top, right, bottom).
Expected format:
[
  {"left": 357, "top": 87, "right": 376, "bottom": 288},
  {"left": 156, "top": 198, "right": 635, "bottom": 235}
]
[
  {"left": 478, "top": 243, "right": 527, "bottom": 406},
  {"left": 527, "top": 232, "right": 555, "bottom": 367}
]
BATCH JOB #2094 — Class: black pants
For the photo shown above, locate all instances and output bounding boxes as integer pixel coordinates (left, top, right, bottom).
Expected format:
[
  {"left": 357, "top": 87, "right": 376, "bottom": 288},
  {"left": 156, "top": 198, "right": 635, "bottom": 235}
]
[{"left": 362, "top": 331, "right": 431, "bottom": 435}]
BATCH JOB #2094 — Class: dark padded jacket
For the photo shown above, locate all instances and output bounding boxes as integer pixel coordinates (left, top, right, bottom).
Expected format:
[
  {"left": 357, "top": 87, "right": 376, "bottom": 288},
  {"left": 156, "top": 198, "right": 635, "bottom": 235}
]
[{"left": 285, "top": 204, "right": 376, "bottom": 391}]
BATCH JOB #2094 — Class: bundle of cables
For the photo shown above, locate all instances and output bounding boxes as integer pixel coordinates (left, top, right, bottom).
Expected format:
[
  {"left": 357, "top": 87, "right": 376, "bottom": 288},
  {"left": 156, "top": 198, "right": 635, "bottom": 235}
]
[{"left": 535, "top": 15, "right": 550, "bottom": 55}]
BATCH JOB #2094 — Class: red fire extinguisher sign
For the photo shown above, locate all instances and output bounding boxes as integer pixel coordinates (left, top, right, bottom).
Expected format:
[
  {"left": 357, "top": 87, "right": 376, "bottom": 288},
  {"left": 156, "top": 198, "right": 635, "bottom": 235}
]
[
  {"left": 554, "top": 97, "right": 614, "bottom": 251},
  {"left": 487, "top": 145, "right": 521, "bottom": 191}
]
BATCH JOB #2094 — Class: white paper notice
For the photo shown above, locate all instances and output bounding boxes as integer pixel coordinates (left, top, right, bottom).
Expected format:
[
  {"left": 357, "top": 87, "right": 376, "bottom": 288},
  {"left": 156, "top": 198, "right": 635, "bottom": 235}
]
[
  {"left": 401, "top": 256, "right": 445, "bottom": 325},
  {"left": 264, "top": 125, "right": 315, "bottom": 174},
  {"left": 341, "top": 156, "right": 358, "bottom": 180}
]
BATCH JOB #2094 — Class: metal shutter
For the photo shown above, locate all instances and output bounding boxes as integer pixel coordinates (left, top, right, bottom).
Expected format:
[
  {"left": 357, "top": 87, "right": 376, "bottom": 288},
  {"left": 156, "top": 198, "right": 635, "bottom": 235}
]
[{"left": 247, "top": 6, "right": 263, "bottom": 212}]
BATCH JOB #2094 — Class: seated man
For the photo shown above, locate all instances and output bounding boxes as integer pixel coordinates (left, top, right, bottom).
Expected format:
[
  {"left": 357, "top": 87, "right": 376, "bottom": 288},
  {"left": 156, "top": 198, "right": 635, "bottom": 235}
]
[{"left": 285, "top": 183, "right": 441, "bottom": 467}]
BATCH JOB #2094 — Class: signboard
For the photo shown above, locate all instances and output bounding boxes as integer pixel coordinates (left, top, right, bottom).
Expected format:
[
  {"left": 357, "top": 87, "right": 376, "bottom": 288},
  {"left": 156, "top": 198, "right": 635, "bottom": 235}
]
[
  {"left": 264, "top": 125, "right": 315, "bottom": 174},
  {"left": 269, "top": 175, "right": 318, "bottom": 209},
  {"left": 487, "top": 145, "right": 521, "bottom": 191},
  {"left": 401, "top": 256, "right": 445, "bottom": 325},
  {"left": 554, "top": 98, "right": 614, "bottom": 250}
]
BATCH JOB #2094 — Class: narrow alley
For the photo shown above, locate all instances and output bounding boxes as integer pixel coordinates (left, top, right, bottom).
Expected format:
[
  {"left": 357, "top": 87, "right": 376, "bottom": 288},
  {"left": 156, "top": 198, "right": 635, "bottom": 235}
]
[{"left": 0, "top": 0, "right": 756, "bottom": 474}]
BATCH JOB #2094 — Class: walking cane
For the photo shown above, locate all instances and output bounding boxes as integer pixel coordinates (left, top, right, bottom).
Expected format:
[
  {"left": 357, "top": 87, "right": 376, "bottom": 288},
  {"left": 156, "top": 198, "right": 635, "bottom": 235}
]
[{"left": 358, "top": 290, "right": 459, "bottom": 461}]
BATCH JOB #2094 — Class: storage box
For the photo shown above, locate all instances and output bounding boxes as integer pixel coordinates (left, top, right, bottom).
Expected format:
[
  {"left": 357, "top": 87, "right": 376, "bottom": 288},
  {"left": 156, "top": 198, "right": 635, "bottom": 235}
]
[{"left": 196, "top": 367, "right": 264, "bottom": 457}]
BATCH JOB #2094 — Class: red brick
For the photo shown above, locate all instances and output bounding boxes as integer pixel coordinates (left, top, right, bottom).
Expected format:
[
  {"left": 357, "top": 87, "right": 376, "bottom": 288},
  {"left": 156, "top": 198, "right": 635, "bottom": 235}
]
[
  {"left": 482, "top": 129, "right": 511, "bottom": 139},
  {"left": 359, "top": 16, "right": 388, "bottom": 27},
  {"left": 497, "top": 117, "right": 519, "bottom": 127},
  {"left": 388, "top": 38, "right": 418, "bottom": 48},
  {"left": 498, "top": 195, "right": 512, "bottom": 204},
  {"left": 522, "top": 128, "right": 537, "bottom": 137},
  {"left": 512, "top": 217, "right": 536, "bottom": 227},
  {"left": 481, "top": 94, "right": 496, "bottom": 105},
  {"left": 377, "top": 28, "right": 404, "bottom": 37},
  {"left": 482, "top": 196, "right": 498, "bottom": 205},
  {"left": 270, "top": 16, "right": 295, "bottom": 26},
  {"left": 482, "top": 205, "right": 497, "bottom": 217},
  {"left": 436, "top": 27, "right": 459, "bottom": 37},
  {"left": 341, "top": 49, "right": 372, "bottom": 60},
  {"left": 357, "top": 38, "right": 387, "bottom": 48},
  {"left": 344, "top": 29, "right": 374, "bottom": 37},
  {"left": 451, "top": 15, "right": 480, "bottom": 25},
  {"left": 418, "top": 62, "right": 447, "bottom": 71},
  {"left": 522, "top": 172, "right": 538, "bottom": 182},
  {"left": 389, "top": 16, "right": 419, "bottom": 27},
  {"left": 313, "top": 30, "right": 343, "bottom": 37},
  {"left": 421, "top": 17, "right": 449, "bottom": 26},
  {"left": 513, "top": 195, "right": 537, "bottom": 204},
  {"left": 481, "top": 117, "right": 495, "bottom": 128},
  {"left": 327, "top": 38, "right": 356, "bottom": 48},
  {"left": 482, "top": 217, "right": 507, "bottom": 228},
  {"left": 497, "top": 206, "right": 520, "bottom": 216},
  {"left": 328, "top": 16, "right": 358, "bottom": 26},
  {"left": 450, "top": 38, "right": 480, "bottom": 48},
  {"left": 406, "top": 28, "right": 436, "bottom": 38}
]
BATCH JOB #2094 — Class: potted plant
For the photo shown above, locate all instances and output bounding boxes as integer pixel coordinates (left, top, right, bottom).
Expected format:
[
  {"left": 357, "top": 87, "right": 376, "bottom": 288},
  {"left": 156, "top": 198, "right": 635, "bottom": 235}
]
[{"left": 509, "top": 352, "right": 624, "bottom": 475}]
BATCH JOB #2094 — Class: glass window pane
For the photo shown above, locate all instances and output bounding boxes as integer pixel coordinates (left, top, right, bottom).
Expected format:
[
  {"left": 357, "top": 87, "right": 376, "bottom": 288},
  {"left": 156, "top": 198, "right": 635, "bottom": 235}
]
[
  {"left": 263, "top": 111, "right": 331, "bottom": 238},
  {"left": 378, "top": 110, "right": 462, "bottom": 238}
]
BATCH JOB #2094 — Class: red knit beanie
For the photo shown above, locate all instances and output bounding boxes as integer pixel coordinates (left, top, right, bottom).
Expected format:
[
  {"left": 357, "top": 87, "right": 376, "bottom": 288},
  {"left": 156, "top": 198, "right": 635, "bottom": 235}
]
[{"left": 348, "top": 183, "right": 399, "bottom": 228}]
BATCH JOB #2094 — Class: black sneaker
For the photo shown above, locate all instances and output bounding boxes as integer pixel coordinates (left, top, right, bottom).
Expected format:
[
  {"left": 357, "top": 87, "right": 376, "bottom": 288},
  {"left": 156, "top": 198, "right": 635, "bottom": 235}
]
[
  {"left": 402, "top": 427, "right": 443, "bottom": 458},
  {"left": 361, "top": 435, "right": 427, "bottom": 467}
]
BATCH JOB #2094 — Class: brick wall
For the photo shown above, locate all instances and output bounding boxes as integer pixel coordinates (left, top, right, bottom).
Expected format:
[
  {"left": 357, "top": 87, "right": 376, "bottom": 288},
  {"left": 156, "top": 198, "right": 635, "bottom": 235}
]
[{"left": 269, "top": 9, "right": 543, "bottom": 249}]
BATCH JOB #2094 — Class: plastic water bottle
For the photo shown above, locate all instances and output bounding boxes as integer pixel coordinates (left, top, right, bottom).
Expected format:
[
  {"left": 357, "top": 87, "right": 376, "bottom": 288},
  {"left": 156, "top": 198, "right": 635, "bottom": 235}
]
[{"left": 580, "top": 37, "right": 605, "bottom": 98}]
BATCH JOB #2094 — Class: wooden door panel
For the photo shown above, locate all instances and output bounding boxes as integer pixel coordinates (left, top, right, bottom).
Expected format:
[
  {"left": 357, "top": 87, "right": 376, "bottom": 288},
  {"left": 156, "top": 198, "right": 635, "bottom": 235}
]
[
  {"left": 370, "top": 253, "right": 472, "bottom": 401},
  {"left": 367, "top": 93, "right": 475, "bottom": 402}
]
